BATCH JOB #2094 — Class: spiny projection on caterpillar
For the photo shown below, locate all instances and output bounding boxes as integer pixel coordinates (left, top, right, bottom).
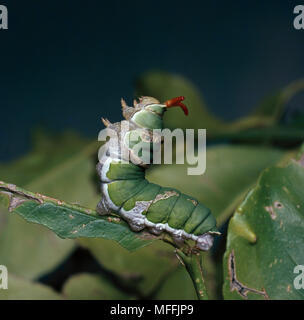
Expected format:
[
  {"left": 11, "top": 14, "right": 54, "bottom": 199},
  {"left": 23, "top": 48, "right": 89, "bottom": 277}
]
[{"left": 96, "top": 96, "right": 220, "bottom": 251}]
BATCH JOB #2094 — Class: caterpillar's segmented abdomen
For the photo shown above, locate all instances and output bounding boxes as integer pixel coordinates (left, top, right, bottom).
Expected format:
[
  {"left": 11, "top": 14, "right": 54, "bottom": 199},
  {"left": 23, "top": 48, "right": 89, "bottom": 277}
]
[{"left": 97, "top": 157, "right": 218, "bottom": 251}]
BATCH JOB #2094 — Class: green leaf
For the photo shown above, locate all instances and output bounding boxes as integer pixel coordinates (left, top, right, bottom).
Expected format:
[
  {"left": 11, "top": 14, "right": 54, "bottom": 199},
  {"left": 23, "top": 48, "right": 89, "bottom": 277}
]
[
  {"left": 135, "top": 71, "right": 224, "bottom": 132},
  {"left": 223, "top": 155, "right": 304, "bottom": 300},
  {"left": 147, "top": 144, "right": 284, "bottom": 226},
  {"left": 0, "top": 181, "right": 154, "bottom": 252},
  {"left": 0, "top": 274, "right": 61, "bottom": 300},
  {"left": 62, "top": 273, "right": 131, "bottom": 300}
]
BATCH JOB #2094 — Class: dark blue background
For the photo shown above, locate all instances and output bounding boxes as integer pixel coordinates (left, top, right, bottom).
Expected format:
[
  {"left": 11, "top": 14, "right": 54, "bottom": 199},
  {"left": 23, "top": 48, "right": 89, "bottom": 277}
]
[{"left": 0, "top": 0, "right": 303, "bottom": 161}]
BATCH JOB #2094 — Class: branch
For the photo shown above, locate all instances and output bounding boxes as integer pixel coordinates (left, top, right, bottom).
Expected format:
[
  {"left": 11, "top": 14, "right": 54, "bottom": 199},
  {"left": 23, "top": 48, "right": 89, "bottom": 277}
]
[{"left": 175, "top": 249, "right": 209, "bottom": 300}]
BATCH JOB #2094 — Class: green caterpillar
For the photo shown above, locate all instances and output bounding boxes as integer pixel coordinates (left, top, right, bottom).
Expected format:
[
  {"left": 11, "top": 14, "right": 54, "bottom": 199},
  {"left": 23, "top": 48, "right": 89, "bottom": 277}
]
[{"left": 96, "top": 96, "right": 219, "bottom": 251}]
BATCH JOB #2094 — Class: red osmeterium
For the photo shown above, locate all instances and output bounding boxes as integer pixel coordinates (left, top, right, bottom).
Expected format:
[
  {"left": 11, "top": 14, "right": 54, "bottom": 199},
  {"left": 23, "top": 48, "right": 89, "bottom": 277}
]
[{"left": 164, "top": 96, "right": 189, "bottom": 116}]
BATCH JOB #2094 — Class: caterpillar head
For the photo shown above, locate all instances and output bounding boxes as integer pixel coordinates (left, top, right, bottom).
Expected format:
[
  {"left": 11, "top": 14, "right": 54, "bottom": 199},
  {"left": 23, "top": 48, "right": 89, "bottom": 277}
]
[{"left": 121, "top": 96, "right": 188, "bottom": 129}]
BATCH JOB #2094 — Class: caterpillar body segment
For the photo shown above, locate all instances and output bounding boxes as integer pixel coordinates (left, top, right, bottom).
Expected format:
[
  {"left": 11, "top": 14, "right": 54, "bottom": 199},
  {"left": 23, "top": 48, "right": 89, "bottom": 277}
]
[{"left": 97, "top": 96, "right": 219, "bottom": 251}]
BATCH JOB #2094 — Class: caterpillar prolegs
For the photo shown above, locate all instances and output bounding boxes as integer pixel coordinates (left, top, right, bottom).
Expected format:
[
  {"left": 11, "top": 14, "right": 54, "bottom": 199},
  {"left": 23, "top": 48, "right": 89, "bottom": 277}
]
[{"left": 96, "top": 96, "right": 220, "bottom": 251}]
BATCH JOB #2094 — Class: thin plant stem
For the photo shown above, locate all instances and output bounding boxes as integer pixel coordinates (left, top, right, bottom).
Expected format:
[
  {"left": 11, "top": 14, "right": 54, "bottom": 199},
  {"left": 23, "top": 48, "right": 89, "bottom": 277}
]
[{"left": 175, "top": 249, "right": 209, "bottom": 300}]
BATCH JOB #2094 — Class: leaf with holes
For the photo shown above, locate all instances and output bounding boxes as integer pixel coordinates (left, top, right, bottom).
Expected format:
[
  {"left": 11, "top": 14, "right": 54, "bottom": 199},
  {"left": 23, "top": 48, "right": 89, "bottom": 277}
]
[{"left": 223, "top": 153, "right": 304, "bottom": 300}]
